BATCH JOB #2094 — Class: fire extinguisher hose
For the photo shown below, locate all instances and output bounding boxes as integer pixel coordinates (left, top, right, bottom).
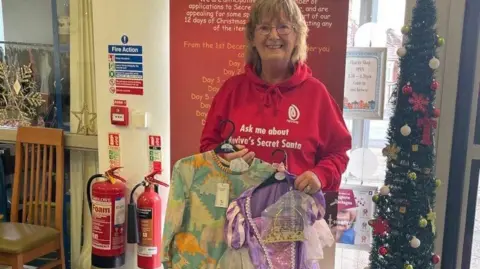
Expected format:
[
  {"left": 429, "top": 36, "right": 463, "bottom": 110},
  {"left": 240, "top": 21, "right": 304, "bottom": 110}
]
[
  {"left": 130, "top": 181, "right": 146, "bottom": 202},
  {"left": 127, "top": 181, "right": 146, "bottom": 244},
  {"left": 86, "top": 167, "right": 126, "bottom": 213},
  {"left": 86, "top": 173, "right": 105, "bottom": 213}
]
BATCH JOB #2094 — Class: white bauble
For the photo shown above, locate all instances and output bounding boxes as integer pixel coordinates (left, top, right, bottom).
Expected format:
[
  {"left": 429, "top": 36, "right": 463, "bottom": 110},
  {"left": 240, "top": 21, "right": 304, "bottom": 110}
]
[
  {"left": 410, "top": 236, "right": 421, "bottom": 248},
  {"left": 379, "top": 185, "right": 390, "bottom": 196},
  {"left": 400, "top": 124, "right": 411, "bottom": 136},
  {"left": 397, "top": 47, "right": 407, "bottom": 57},
  {"left": 429, "top": 57, "right": 440, "bottom": 69}
]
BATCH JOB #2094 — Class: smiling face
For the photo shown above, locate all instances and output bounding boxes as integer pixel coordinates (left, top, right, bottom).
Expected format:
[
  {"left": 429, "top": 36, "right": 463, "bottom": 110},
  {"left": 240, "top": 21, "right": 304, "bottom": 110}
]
[
  {"left": 252, "top": 14, "right": 297, "bottom": 66},
  {"left": 244, "top": 0, "right": 309, "bottom": 70},
  {"left": 336, "top": 209, "right": 357, "bottom": 232}
]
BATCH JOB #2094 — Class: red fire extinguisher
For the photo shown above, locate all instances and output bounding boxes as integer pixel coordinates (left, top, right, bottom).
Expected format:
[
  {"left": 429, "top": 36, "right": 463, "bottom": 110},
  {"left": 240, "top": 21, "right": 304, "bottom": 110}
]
[
  {"left": 127, "top": 170, "right": 169, "bottom": 269},
  {"left": 87, "top": 167, "right": 127, "bottom": 268}
]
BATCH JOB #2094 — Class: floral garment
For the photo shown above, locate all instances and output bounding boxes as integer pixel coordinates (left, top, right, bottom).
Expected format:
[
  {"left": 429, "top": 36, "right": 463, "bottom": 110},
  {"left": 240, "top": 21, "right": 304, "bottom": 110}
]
[{"left": 161, "top": 151, "right": 276, "bottom": 269}]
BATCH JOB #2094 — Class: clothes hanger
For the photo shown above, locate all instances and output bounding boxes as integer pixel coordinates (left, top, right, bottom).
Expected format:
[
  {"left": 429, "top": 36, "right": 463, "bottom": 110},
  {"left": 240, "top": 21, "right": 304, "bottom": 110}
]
[
  {"left": 214, "top": 119, "right": 240, "bottom": 154},
  {"left": 253, "top": 149, "right": 289, "bottom": 193}
]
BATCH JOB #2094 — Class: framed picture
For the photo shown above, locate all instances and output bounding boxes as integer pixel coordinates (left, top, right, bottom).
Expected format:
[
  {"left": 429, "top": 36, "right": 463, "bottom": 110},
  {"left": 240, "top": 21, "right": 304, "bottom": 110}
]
[{"left": 343, "top": 47, "right": 387, "bottom": 120}]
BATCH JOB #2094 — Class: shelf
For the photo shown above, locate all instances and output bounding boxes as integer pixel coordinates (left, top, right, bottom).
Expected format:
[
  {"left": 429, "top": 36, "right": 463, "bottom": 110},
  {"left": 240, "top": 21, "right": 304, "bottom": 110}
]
[{"left": 0, "top": 128, "right": 98, "bottom": 151}]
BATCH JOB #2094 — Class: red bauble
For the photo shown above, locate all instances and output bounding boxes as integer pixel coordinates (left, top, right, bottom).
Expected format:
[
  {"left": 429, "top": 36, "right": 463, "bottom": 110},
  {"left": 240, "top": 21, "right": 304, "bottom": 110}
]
[
  {"left": 378, "top": 246, "right": 388, "bottom": 256},
  {"left": 402, "top": 83, "right": 413, "bottom": 95},
  {"left": 431, "top": 254, "right": 441, "bottom": 264},
  {"left": 431, "top": 80, "right": 440, "bottom": 90},
  {"left": 433, "top": 108, "right": 441, "bottom": 118}
]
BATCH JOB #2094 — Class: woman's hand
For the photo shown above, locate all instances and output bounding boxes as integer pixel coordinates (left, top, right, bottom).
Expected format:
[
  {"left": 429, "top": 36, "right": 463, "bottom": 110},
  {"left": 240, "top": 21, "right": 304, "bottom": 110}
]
[
  {"left": 221, "top": 145, "right": 255, "bottom": 164},
  {"left": 294, "top": 171, "right": 322, "bottom": 194}
]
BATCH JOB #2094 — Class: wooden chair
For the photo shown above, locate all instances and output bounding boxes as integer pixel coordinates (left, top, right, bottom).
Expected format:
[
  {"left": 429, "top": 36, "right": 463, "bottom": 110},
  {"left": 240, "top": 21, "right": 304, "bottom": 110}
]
[{"left": 0, "top": 127, "right": 65, "bottom": 269}]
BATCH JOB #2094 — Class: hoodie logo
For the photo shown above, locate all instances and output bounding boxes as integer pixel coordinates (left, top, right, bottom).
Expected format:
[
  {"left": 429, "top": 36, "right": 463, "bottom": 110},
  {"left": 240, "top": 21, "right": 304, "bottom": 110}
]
[{"left": 287, "top": 104, "right": 300, "bottom": 124}]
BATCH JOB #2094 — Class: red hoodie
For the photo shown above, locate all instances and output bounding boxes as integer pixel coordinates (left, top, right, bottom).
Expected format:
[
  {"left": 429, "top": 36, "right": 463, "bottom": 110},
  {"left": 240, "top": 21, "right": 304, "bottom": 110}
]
[{"left": 200, "top": 63, "right": 352, "bottom": 191}]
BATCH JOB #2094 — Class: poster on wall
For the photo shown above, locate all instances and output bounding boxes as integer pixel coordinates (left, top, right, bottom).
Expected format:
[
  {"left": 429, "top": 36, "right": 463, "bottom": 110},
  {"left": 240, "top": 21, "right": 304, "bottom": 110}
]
[
  {"left": 324, "top": 191, "right": 339, "bottom": 229},
  {"left": 170, "top": 0, "right": 350, "bottom": 165},
  {"left": 332, "top": 184, "right": 378, "bottom": 251},
  {"left": 108, "top": 133, "right": 121, "bottom": 168},
  {"left": 343, "top": 47, "right": 387, "bottom": 120},
  {"left": 107, "top": 35, "right": 145, "bottom": 96},
  {"left": 148, "top": 135, "right": 162, "bottom": 172}
]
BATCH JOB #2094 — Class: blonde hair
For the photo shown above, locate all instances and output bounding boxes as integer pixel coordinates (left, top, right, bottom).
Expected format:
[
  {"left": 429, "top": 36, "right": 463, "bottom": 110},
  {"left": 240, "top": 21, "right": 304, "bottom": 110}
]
[{"left": 244, "top": 0, "right": 309, "bottom": 71}]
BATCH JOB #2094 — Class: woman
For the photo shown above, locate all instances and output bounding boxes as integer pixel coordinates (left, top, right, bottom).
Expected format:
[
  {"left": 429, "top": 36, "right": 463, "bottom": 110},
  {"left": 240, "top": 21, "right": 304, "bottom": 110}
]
[{"left": 200, "top": 0, "right": 351, "bottom": 193}]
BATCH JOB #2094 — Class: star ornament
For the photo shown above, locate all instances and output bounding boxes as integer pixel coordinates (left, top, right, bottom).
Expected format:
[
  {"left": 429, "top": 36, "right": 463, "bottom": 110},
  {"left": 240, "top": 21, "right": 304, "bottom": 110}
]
[
  {"left": 71, "top": 103, "right": 97, "bottom": 135},
  {"left": 409, "top": 92, "right": 429, "bottom": 113},
  {"left": 88, "top": 112, "right": 97, "bottom": 135},
  {"left": 382, "top": 144, "right": 400, "bottom": 161},
  {"left": 369, "top": 217, "right": 390, "bottom": 236}
]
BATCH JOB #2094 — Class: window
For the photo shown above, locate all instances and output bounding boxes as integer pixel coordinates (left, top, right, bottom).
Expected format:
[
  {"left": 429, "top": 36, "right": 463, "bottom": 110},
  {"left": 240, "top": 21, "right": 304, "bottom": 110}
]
[
  {"left": 386, "top": 61, "right": 395, "bottom": 82},
  {"left": 0, "top": 2, "right": 98, "bottom": 268},
  {"left": 0, "top": 0, "right": 70, "bottom": 130},
  {"left": 0, "top": 1, "right": 4, "bottom": 44},
  {"left": 336, "top": 0, "right": 406, "bottom": 268}
]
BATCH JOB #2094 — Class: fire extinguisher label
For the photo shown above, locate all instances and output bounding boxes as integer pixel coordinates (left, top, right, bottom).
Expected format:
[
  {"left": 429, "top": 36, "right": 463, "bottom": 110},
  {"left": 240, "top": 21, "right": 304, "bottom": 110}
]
[
  {"left": 138, "top": 207, "right": 154, "bottom": 247},
  {"left": 91, "top": 196, "right": 126, "bottom": 253},
  {"left": 92, "top": 198, "right": 113, "bottom": 250},
  {"left": 115, "top": 197, "right": 126, "bottom": 225},
  {"left": 138, "top": 246, "right": 158, "bottom": 257},
  {"left": 112, "top": 197, "right": 126, "bottom": 250}
]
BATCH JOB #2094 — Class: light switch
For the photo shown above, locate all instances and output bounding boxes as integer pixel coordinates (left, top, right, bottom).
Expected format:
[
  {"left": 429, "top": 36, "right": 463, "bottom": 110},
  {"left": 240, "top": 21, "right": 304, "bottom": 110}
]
[{"left": 132, "top": 111, "right": 150, "bottom": 129}]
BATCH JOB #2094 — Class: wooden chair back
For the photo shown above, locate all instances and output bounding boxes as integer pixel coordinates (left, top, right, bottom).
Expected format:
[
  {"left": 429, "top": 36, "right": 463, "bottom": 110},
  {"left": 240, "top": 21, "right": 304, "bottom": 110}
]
[{"left": 9, "top": 127, "right": 64, "bottom": 232}]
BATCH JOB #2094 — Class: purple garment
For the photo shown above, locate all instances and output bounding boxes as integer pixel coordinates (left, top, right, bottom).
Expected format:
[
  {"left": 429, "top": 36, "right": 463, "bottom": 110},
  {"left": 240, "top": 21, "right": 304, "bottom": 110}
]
[{"left": 224, "top": 173, "right": 327, "bottom": 269}]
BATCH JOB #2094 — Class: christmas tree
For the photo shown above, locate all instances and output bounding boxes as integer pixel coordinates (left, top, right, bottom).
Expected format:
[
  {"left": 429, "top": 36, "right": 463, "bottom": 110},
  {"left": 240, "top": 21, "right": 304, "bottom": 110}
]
[{"left": 367, "top": 0, "right": 443, "bottom": 268}]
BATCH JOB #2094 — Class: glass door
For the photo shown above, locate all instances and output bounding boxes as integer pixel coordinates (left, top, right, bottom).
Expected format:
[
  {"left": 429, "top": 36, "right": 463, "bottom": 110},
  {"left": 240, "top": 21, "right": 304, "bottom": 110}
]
[
  {"left": 462, "top": 160, "right": 480, "bottom": 268},
  {"left": 336, "top": 0, "right": 407, "bottom": 268},
  {"left": 444, "top": 0, "right": 480, "bottom": 267}
]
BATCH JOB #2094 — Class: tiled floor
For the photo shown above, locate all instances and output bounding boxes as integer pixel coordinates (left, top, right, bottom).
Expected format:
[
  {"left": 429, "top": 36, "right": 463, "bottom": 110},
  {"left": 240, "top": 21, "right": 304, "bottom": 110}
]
[{"left": 335, "top": 247, "right": 370, "bottom": 269}]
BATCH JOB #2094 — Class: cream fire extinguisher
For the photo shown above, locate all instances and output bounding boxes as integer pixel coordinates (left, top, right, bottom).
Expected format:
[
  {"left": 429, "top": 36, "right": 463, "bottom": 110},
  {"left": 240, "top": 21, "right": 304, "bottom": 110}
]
[
  {"left": 127, "top": 170, "right": 169, "bottom": 269},
  {"left": 87, "top": 167, "right": 127, "bottom": 268}
]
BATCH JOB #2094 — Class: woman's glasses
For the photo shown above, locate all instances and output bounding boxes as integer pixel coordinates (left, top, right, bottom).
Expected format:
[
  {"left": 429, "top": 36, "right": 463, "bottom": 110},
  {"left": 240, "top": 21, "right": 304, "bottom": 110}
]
[{"left": 256, "top": 24, "right": 294, "bottom": 35}]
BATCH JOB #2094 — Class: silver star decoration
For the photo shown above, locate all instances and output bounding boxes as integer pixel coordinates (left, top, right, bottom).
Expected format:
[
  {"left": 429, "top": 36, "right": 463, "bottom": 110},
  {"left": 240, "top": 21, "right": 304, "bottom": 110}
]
[{"left": 71, "top": 103, "right": 97, "bottom": 135}]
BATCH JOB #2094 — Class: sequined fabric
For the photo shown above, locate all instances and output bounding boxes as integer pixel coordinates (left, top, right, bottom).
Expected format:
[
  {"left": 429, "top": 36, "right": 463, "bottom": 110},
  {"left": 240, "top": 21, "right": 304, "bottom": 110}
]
[
  {"left": 256, "top": 217, "right": 296, "bottom": 268},
  {"left": 221, "top": 172, "right": 328, "bottom": 269}
]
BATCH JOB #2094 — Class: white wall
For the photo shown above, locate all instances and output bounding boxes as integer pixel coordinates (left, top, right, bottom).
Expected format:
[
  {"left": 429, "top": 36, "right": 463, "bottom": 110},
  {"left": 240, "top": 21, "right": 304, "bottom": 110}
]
[
  {"left": 1, "top": 0, "right": 53, "bottom": 44},
  {"left": 92, "top": 0, "right": 170, "bottom": 268}
]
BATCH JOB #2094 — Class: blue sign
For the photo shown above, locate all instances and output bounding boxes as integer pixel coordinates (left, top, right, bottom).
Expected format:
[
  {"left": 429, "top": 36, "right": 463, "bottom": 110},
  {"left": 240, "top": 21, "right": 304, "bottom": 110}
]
[
  {"left": 108, "top": 45, "right": 142, "bottom": 55},
  {"left": 108, "top": 38, "right": 144, "bottom": 95},
  {"left": 121, "top": 35, "right": 129, "bottom": 44},
  {"left": 115, "top": 71, "right": 143, "bottom": 79},
  {"left": 114, "top": 55, "right": 143, "bottom": 63}
]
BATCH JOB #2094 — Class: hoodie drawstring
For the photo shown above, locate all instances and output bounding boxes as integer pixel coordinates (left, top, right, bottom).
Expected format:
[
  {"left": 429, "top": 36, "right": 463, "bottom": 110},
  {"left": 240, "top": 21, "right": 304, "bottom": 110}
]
[{"left": 262, "top": 86, "right": 284, "bottom": 115}]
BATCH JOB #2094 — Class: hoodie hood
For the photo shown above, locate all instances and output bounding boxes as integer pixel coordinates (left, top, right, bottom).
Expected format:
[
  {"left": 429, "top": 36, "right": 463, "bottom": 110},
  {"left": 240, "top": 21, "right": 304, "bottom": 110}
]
[{"left": 244, "top": 63, "right": 312, "bottom": 112}]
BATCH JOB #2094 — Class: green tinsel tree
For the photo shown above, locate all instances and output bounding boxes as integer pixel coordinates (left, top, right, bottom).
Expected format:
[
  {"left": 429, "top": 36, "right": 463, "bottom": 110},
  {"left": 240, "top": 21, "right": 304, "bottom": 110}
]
[{"left": 367, "top": 0, "right": 443, "bottom": 268}]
